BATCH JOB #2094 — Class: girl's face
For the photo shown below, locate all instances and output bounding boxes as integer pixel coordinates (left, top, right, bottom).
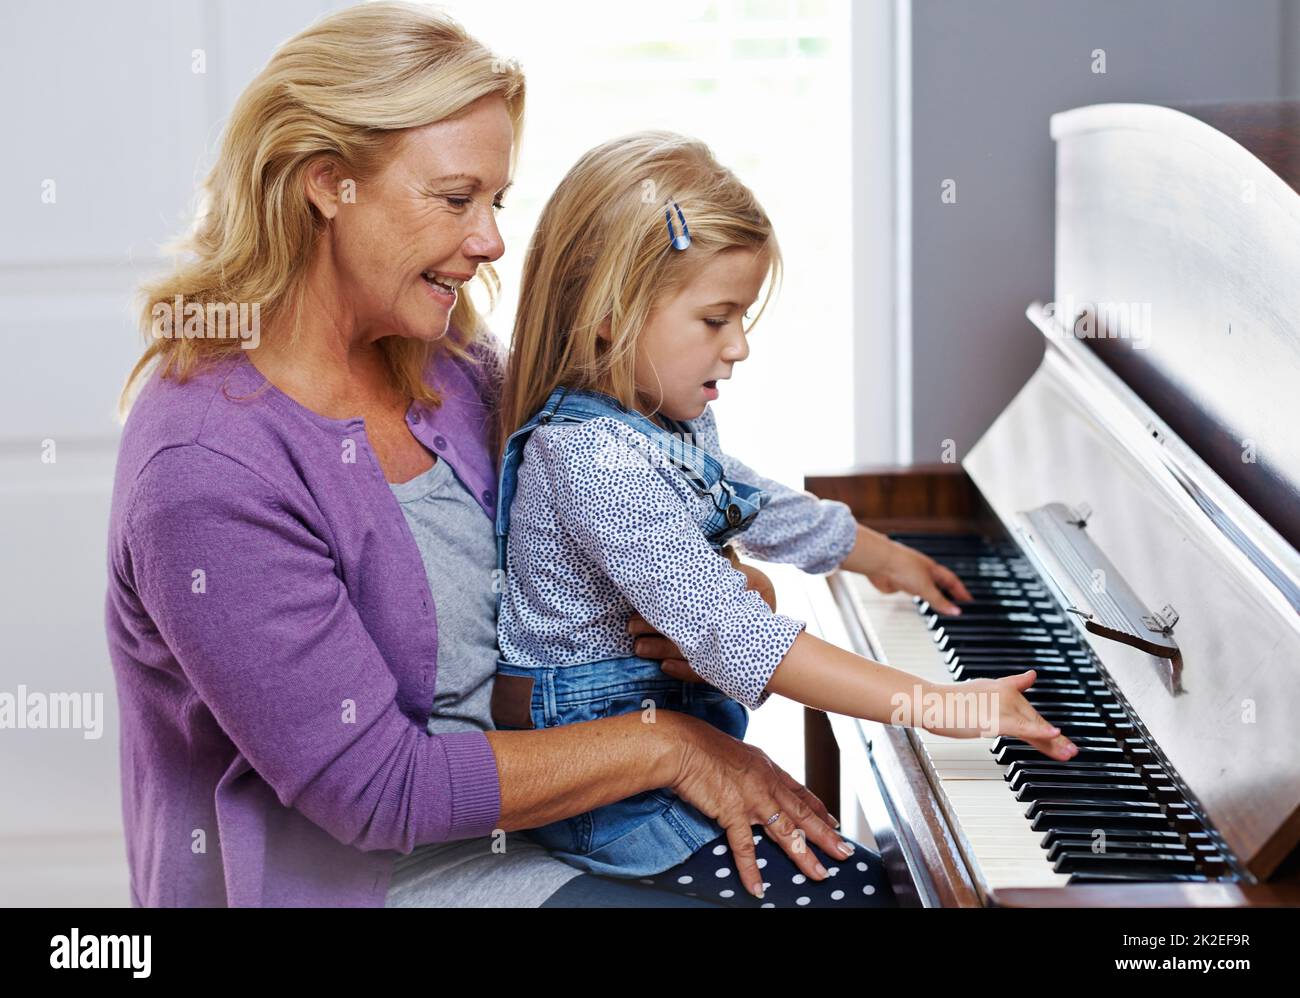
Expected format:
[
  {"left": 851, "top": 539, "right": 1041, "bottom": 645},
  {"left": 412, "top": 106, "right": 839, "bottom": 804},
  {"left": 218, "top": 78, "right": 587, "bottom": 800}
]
[{"left": 630, "top": 246, "right": 770, "bottom": 422}]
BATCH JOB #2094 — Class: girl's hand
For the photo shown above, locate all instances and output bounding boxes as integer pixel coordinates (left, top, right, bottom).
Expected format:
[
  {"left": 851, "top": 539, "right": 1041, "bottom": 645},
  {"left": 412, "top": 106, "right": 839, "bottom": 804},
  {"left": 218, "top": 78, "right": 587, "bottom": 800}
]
[
  {"left": 628, "top": 555, "right": 776, "bottom": 683},
  {"left": 665, "top": 712, "right": 849, "bottom": 899},
  {"left": 868, "top": 539, "right": 972, "bottom": 616},
  {"left": 923, "top": 670, "right": 1079, "bottom": 761}
]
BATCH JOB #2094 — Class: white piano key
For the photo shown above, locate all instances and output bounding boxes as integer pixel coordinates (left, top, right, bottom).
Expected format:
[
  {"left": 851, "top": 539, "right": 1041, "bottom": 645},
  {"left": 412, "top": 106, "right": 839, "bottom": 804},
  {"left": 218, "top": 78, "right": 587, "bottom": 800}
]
[{"left": 842, "top": 572, "right": 1070, "bottom": 890}]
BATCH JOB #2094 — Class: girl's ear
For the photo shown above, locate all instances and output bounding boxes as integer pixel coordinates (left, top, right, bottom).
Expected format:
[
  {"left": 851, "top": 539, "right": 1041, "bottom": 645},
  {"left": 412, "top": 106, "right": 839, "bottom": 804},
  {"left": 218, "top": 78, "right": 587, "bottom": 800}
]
[{"left": 596, "top": 317, "right": 612, "bottom": 342}]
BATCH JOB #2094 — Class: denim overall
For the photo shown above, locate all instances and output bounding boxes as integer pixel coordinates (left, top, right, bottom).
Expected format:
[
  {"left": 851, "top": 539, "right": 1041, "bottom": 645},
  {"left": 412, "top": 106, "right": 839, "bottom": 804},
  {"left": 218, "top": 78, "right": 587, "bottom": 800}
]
[{"left": 493, "top": 386, "right": 772, "bottom": 877}]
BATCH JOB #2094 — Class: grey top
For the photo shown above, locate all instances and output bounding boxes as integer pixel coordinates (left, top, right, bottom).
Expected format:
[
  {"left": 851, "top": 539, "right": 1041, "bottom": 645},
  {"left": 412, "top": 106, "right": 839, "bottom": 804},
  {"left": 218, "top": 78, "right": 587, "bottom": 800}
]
[{"left": 383, "top": 454, "right": 583, "bottom": 907}]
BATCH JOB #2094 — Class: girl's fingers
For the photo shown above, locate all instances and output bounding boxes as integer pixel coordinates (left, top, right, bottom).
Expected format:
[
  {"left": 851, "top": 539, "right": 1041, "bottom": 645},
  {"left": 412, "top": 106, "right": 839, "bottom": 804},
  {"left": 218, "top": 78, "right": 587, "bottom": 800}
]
[
  {"left": 1005, "top": 693, "right": 1077, "bottom": 759},
  {"left": 1009, "top": 668, "right": 1038, "bottom": 690},
  {"left": 936, "top": 563, "right": 973, "bottom": 602},
  {"left": 1027, "top": 733, "right": 1079, "bottom": 760},
  {"left": 922, "top": 581, "right": 961, "bottom": 616}
]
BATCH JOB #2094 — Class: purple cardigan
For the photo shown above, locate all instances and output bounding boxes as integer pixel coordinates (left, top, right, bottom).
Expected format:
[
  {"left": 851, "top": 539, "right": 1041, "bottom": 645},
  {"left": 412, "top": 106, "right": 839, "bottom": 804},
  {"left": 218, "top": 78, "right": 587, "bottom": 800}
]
[{"left": 105, "top": 338, "right": 505, "bottom": 906}]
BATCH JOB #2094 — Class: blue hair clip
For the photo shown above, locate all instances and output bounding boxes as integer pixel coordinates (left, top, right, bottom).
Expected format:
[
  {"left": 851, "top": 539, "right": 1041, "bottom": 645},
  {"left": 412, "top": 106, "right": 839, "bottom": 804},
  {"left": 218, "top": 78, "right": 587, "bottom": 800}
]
[{"left": 665, "top": 200, "right": 691, "bottom": 251}]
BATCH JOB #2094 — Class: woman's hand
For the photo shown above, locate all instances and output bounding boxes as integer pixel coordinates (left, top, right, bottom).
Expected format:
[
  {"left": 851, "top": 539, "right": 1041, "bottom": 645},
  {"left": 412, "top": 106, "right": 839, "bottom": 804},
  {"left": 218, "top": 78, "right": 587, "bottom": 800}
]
[
  {"left": 923, "top": 670, "right": 1079, "bottom": 761},
  {"left": 627, "top": 552, "right": 776, "bottom": 683},
  {"left": 664, "top": 712, "right": 851, "bottom": 899},
  {"left": 866, "top": 538, "right": 972, "bottom": 616}
]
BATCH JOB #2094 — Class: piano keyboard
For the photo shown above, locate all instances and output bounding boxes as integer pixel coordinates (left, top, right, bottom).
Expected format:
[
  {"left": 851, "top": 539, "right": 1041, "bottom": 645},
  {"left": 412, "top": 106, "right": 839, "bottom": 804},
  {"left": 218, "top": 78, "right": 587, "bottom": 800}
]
[{"left": 841, "top": 532, "right": 1231, "bottom": 892}]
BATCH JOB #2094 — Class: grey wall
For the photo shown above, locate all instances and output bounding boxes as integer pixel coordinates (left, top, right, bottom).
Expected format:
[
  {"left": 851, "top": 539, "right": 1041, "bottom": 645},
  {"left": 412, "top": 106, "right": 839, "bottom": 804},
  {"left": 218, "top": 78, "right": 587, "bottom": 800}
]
[{"left": 907, "top": 0, "right": 1295, "bottom": 465}]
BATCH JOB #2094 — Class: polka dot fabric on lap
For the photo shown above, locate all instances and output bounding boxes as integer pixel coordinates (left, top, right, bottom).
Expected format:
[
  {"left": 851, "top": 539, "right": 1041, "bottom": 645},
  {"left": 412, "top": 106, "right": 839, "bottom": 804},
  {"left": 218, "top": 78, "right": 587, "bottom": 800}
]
[{"left": 633, "top": 827, "right": 898, "bottom": 908}]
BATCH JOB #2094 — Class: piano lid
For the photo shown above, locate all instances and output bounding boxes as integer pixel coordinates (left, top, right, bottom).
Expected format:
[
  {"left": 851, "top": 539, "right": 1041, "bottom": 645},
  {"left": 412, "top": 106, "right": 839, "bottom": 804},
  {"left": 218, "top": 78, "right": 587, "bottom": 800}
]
[
  {"left": 963, "top": 310, "right": 1300, "bottom": 882},
  {"left": 1048, "top": 101, "right": 1300, "bottom": 556},
  {"left": 960, "top": 100, "right": 1300, "bottom": 880}
]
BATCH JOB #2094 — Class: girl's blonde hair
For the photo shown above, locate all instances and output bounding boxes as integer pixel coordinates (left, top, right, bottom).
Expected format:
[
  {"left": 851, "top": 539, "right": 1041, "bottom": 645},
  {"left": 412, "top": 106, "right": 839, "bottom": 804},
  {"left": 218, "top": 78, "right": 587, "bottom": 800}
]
[
  {"left": 497, "top": 131, "right": 781, "bottom": 457},
  {"left": 119, "top": 1, "right": 525, "bottom": 418}
]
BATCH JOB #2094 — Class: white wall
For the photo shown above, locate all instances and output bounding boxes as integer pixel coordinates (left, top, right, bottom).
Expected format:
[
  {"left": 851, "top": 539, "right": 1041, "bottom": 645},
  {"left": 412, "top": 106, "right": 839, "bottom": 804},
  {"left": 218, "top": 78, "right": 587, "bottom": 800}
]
[{"left": 0, "top": 0, "right": 347, "bottom": 907}]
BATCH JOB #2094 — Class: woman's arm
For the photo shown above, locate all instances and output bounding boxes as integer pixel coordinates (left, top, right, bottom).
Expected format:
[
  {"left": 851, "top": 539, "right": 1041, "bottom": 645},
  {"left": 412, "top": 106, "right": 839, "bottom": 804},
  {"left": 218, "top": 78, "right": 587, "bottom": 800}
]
[
  {"left": 126, "top": 445, "right": 500, "bottom": 853},
  {"left": 487, "top": 711, "right": 678, "bottom": 829},
  {"left": 488, "top": 709, "right": 849, "bottom": 900}
]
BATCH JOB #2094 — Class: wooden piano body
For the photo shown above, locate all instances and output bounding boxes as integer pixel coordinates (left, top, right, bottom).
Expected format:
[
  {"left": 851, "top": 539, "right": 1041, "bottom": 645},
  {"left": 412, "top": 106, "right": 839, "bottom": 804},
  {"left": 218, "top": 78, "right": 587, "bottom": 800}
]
[{"left": 796, "top": 101, "right": 1300, "bottom": 907}]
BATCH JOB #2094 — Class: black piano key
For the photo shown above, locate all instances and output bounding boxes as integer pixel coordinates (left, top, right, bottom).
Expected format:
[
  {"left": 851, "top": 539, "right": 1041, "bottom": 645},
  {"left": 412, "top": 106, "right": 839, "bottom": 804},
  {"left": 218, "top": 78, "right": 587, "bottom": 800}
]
[
  {"left": 1032, "top": 710, "right": 1104, "bottom": 721},
  {"left": 1049, "top": 840, "right": 1222, "bottom": 870},
  {"left": 1025, "top": 799, "right": 1163, "bottom": 818},
  {"left": 954, "top": 665, "right": 1077, "bottom": 681},
  {"left": 926, "top": 611, "right": 1048, "bottom": 629},
  {"left": 994, "top": 735, "right": 1121, "bottom": 753},
  {"left": 1053, "top": 852, "right": 1201, "bottom": 876},
  {"left": 939, "top": 629, "right": 1067, "bottom": 645},
  {"left": 1014, "top": 781, "right": 1153, "bottom": 802},
  {"left": 1022, "top": 684, "right": 1092, "bottom": 694},
  {"left": 1021, "top": 689, "right": 1095, "bottom": 703},
  {"left": 997, "top": 744, "right": 1130, "bottom": 764},
  {"left": 1042, "top": 827, "right": 1198, "bottom": 849},
  {"left": 1012, "top": 719, "right": 1113, "bottom": 734},
  {"left": 923, "top": 599, "right": 1033, "bottom": 615},
  {"left": 946, "top": 649, "right": 1069, "bottom": 664},
  {"left": 1030, "top": 810, "right": 1176, "bottom": 832},
  {"left": 1045, "top": 838, "right": 1197, "bottom": 861},
  {"left": 1009, "top": 771, "right": 1171, "bottom": 794},
  {"left": 1066, "top": 871, "right": 1210, "bottom": 884},
  {"left": 944, "top": 646, "right": 1084, "bottom": 659},
  {"left": 935, "top": 621, "right": 1052, "bottom": 634},
  {"left": 937, "top": 633, "right": 1058, "bottom": 651},
  {"left": 887, "top": 533, "right": 989, "bottom": 549},
  {"left": 1006, "top": 761, "right": 1141, "bottom": 781}
]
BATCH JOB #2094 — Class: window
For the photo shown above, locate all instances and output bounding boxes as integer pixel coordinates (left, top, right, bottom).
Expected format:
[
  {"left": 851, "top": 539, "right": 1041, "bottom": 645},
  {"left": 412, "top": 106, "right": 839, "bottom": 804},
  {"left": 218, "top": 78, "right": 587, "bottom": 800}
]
[{"left": 423, "top": 0, "right": 854, "bottom": 485}]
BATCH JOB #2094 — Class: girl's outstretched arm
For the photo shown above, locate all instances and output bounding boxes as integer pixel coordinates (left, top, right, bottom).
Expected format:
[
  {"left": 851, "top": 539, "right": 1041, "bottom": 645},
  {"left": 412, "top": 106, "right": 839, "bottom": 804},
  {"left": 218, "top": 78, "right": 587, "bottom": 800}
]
[{"left": 765, "top": 630, "right": 1079, "bottom": 761}]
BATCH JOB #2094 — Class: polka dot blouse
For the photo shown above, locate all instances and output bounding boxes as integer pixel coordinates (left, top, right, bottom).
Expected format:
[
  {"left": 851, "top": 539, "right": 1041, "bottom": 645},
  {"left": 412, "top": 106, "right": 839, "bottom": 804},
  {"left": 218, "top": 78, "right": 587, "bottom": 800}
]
[{"left": 496, "top": 404, "right": 859, "bottom": 711}]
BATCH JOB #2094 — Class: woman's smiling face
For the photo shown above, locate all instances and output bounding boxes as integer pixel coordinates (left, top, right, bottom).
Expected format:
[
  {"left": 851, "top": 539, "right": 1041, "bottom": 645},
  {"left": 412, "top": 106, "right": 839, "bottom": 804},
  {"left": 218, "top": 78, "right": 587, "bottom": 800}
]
[{"left": 309, "top": 94, "right": 515, "bottom": 344}]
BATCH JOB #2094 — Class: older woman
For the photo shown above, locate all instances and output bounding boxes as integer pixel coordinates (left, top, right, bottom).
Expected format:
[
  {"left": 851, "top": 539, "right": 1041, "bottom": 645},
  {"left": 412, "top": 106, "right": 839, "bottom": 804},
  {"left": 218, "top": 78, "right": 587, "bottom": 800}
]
[{"left": 106, "top": 2, "right": 898, "bottom": 907}]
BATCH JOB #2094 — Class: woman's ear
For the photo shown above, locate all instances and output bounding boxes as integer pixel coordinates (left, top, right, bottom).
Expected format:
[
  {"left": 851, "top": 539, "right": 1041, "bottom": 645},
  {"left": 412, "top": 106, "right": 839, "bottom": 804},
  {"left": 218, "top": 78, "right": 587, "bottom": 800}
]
[{"left": 303, "top": 157, "right": 343, "bottom": 220}]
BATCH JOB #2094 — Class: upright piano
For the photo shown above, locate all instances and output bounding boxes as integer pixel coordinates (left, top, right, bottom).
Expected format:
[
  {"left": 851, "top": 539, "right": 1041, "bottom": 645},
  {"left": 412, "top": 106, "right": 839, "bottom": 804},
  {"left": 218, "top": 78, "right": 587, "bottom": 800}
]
[{"left": 799, "top": 101, "right": 1300, "bottom": 907}]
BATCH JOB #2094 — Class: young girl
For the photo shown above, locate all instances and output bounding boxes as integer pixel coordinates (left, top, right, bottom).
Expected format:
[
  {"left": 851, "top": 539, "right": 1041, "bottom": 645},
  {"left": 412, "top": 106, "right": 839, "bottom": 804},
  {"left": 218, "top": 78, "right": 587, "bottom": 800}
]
[{"left": 491, "top": 131, "right": 1078, "bottom": 900}]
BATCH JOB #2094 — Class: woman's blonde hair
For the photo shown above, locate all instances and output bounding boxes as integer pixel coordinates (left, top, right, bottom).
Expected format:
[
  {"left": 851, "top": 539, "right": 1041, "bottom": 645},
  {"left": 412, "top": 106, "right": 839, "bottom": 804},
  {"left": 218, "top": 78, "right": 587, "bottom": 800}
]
[
  {"left": 497, "top": 131, "right": 781, "bottom": 457},
  {"left": 119, "top": 1, "right": 525, "bottom": 418}
]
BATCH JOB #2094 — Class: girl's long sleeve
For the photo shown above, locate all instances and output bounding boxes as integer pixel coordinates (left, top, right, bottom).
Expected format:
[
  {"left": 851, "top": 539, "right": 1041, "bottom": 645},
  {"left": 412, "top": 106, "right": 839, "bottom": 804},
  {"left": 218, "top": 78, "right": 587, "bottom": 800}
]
[
  {"left": 532, "top": 418, "right": 805, "bottom": 710},
  {"left": 691, "top": 406, "right": 858, "bottom": 574}
]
